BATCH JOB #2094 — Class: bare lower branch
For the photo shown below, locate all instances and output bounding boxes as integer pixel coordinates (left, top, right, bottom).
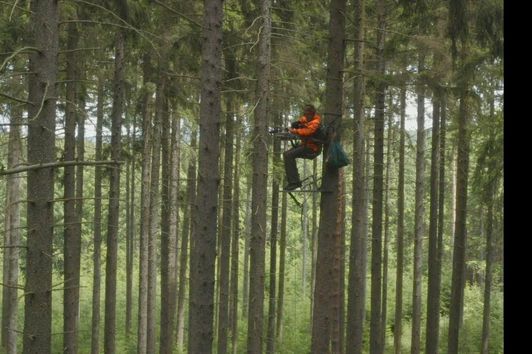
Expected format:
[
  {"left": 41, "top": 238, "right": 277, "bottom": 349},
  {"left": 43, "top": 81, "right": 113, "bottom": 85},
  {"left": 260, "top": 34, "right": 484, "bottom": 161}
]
[
  {"left": 59, "top": 47, "right": 102, "bottom": 54},
  {"left": 153, "top": 0, "right": 203, "bottom": 28},
  {"left": 1, "top": 160, "right": 123, "bottom": 176},
  {"left": 0, "top": 282, "right": 25, "bottom": 290},
  {"left": 0, "top": 46, "right": 40, "bottom": 72},
  {"left": 0, "top": 92, "right": 33, "bottom": 105}
]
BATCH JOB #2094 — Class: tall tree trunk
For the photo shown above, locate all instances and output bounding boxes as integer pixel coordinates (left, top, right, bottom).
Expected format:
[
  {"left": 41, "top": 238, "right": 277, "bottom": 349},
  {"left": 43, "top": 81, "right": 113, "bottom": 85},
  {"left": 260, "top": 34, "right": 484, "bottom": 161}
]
[
  {"left": 63, "top": 20, "right": 81, "bottom": 354},
  {"left": 346, "top": 0, "right": 367, "bottom": 351},
  {"left": 137, "top": 78, "right": 154, "bottom": 354},
  {"left": 246, "top": 0, "right": 271, "bottom": 351},
  {"left": 411, "top": 54, "right": 426, "bottom": 354},
  {"left": 75, "top": 65, "right": 86, "bottom": 346},
  {"left": 230, "top": 118, "right": 242, "bottom": 354},
  {"left": 425, "top": 87, "right": 442, "bottom": 354},
  {"left": 450, "top": 143, "right": 457, "bottom": 243},
  {"left": 91, "top": 74, "right": 105, "bottom": 354},
  {"left": 147, "top": 76, "right": 164, "bottom": 354},
  {"left": 23, "top": 0, "right": 58, "bottom": 351},
  {"left": 217, "top": 97, "right": 235, "bottom": 354},
  {"left": 176, "top": 130, "right": 197, "bottom": 350},
  {"left": 266, "top": 112, "right": 282, "bottom": 354},
  {"left": 331, "top": 169, "right": 346, "bottom": 354},
  {"left": 126, "top": 110, "right": 137, "bottom": 338},
  {"left": 242, "top": 180, "right": 251, "bottom": 321},
  {"left": 311, "top": 0, "right": 346, "bottom": 352},
  {"left": 381, "top": 108, "right": 394, "bottom": 353},
  {"left": 276, "top": 180, "right": 288, "bottom": 345},
  {"left": 369, "top": 1, "right": 386, "bottom": 352},
  {"left": 188, "top": 0, "right": 223, "bottom": 351},
  {"left": 481, "top": 93, "right": 498, "bottom": 354},
  {"left": 125, "top": 121, "right": 132, "bottom": 338},
  {"left": 302, "top": 161, "right": 309, "bottom": 297},
  {"left": 310, "top": 158, "right": 318, "bottom": 324},
  {"left": 3, "top": 86, "right": 23, "bottom": 354},
  {"left": 437, "top": 91, "right": 447, "bottom": 315},
  {"left": 160, "top": 85, "right": 179, "bottom": 354},
  {"left": 448, "top": 58, "right": 472, "bottom": 354},
  {"left": 394, "top": 83, "right": 407, "bottom": 354},
  {"left": 104, "top": 27, "right": 125, "bottom": 354}
]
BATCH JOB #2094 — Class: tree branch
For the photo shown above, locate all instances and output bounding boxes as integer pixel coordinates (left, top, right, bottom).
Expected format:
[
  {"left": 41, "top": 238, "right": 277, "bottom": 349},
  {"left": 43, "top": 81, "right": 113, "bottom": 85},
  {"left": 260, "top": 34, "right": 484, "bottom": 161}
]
[
  {"left": 0, "top": 160, "right": 123, "bottom": 176},
  {"left": 153, "top": 0, "right": 203, "bottom": 28},
  {"left": 0, "top": 47, "right": 40, "bottom": 73},
  {"left": 0, "top": 92, "right": 33, "bottom": 105}
]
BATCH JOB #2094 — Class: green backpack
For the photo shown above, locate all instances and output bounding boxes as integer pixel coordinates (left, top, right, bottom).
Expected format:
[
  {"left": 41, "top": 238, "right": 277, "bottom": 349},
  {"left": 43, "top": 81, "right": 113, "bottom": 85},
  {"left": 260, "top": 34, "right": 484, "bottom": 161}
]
[{"left": 326, "top": 141, "right": 350, "bottom": 169}]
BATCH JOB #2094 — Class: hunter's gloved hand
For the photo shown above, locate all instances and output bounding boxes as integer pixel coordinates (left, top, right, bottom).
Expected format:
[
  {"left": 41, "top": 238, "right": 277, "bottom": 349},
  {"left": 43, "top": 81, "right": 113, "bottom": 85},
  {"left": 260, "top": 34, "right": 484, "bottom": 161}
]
[{"left": 291, "top": 121, "right": 301, "bottom": 129}]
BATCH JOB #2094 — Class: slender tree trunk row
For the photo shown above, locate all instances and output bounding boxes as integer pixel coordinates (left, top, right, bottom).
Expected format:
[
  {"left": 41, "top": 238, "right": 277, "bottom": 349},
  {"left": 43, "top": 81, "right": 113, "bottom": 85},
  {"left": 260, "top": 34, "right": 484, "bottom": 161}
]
[
  {"left": 247, "top": 0, "right": 271, "bottom": 351},
  {"left": 91, "top": 73, "right": 105, "bottom": 354},
  {"left": 369, "top": 1, "right": 386, "bottom": 352},
  {"left": 425, "top": 87, "right": 442, "bottom": 354},
  {"left": 394, "top": 84, "right": 407, "bottom": 354},
  {"left": 346, "top": 0, "right": 367, "bottom": 351},
  {"left": 411, "top": 53, "right": 426, "bottom": 354},
  {"left": 312, "top": 0, "right": 346, "bottom": 352},
  {"left": 23, "top": 0, "right": 59, "bottom": 351},
  {"left": 3, "top": 80, "right": 23, "bottom": 354},
  {"left": 103, "top": 27, "right": 126, "bottom": 354},
  {"left": 188, "top": 0, "right": 223, "bottom": 351}
]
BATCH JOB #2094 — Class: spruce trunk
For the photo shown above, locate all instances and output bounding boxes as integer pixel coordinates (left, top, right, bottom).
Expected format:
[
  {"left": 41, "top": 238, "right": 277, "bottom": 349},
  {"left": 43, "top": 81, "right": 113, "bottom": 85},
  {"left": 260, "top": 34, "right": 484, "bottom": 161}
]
[
  {"left": 311, "top": 0, "right": 346, "bottom": 352},
  {"left": 23, "top": 0, "right": 58, "bottom": 351},
  {"left": 188, "top": 0, "right": 223, "bottom": 351}
]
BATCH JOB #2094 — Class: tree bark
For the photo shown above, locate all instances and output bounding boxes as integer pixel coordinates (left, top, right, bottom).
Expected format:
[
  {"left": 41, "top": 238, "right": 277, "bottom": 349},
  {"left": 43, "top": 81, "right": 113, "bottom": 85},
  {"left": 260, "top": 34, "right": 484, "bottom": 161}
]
[
  {"left": 217, "top": 95, "right": 235, "bottom": 354},
  {"left": 411, "top": 54, "right": 426, "bottom": 354},
  {"left": 346, "top": 0, "right": 367, "bottom": 353},
  {"left": 23, "top": 0, "right": 58, "bottom": 351},
  {"left": 242, "top": 180, "right": 251, "bottom": 321},
  {"left": 331, "top": 169, "right": 346, "bottom": 354},
  {"left": 394, "top": 84, "right": 406, "bottom": 354},
  {"left": 125, "top": 111, "right": 137, "bottom": 338},
  {"left": 104, "top": 27, "right": 125, "bottom": 354},
  {"left": 3, "top": 83, "right": 23, "bottom": 354},
  {"left": 381, "top": 108, "right": 394, "bottom": 353},
  {"left": 266, "top": 112, "right": 282, "bottom": 354},
  {"left": 369, "top": 1, "right": 386, "bottom": 353},
  {"left": 63, "top": 19, "right": 81, "bottom": 354},
  {"left": 276, "top": 180, "right": 288, "bottom": 345},
  {"left": 230, "top": 118, "right": 242, "bottom": 354},
  {"left": 160, "top": 81, "right": 179, "bottom": 354},
  {"left": 188, "top": 0, "right": 223, "bottom": 351},
  {"left": 448, "top": 59, "right": 471, "bottom": 354},
  {"left": 481, "top": 93, "right": 498, "bottom": 354},
  {"left": 311, "top": 0, "right": 346, "bottom": 352},
  {"left": 425, "top": 87, "right": 442, "bottom": 354},
  {"left": 91, "top": 74, "right": 105, "bottom": 354},
  {"left": 176, "top": 130, "right": 197, "bottom": 349},
  {"left": 246, "top": 0, "right": 271, "bottom": 351},
  {"left": 137, "top": 76, "right": 154, "bottom": 354},
  {"left": 147, "top": 75, "right": 164, "bottom": 354}
]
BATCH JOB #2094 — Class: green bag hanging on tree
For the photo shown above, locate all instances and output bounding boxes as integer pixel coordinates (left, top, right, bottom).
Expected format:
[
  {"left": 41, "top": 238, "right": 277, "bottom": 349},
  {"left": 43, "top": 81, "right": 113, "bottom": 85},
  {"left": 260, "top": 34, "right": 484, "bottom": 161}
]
[{"left": 327, "top": 141, "right": 350, "bottom": 169}]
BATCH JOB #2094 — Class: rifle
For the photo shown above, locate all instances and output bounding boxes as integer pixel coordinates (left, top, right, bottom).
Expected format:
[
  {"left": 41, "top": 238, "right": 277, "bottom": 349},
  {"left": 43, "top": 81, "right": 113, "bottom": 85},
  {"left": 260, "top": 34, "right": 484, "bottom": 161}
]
[{"left": 268, "top": 127, "right": 299, "bottom": 141}]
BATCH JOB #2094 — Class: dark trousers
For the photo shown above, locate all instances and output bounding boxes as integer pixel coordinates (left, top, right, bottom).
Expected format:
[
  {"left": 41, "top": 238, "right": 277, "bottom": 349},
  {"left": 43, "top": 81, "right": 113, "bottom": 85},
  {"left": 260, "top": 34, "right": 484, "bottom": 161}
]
[{"left": 283, "top": 145, "right": 320, "bottom": 184}]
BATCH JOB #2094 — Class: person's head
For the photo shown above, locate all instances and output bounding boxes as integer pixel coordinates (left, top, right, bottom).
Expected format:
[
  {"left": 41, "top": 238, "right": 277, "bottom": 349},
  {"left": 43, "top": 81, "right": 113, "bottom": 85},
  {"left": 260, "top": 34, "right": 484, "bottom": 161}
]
[{"left": 303, "top": 104, "right": 316, "bottom": 120}]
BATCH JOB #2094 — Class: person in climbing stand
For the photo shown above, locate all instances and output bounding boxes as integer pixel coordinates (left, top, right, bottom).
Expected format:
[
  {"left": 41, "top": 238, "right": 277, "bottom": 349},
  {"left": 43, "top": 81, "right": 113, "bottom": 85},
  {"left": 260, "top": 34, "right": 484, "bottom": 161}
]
[{"left": 283, "top": 104, "right": 323, "bottom": 191}]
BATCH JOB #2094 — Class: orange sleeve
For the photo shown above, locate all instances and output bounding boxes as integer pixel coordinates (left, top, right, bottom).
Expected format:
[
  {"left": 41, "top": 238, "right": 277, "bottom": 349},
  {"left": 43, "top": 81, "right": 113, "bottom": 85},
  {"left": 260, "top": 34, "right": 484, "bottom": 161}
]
[{"left": 291, "top": 116, "right": 320, "bottom": 136}]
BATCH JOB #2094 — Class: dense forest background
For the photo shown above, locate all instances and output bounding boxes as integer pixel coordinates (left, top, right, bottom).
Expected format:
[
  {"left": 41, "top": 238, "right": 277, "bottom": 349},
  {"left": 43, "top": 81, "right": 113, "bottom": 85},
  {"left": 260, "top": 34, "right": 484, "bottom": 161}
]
[{"left": 0, "top": 0, "right": 503, "bottom": 353}]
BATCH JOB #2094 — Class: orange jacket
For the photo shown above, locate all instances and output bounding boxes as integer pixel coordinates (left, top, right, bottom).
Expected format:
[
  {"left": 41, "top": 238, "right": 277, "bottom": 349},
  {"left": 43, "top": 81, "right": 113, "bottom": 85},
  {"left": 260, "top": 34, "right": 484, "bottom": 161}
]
[{"left": 289, "top": 114, "right": 322, "bottom": 152}]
